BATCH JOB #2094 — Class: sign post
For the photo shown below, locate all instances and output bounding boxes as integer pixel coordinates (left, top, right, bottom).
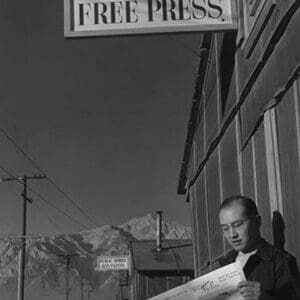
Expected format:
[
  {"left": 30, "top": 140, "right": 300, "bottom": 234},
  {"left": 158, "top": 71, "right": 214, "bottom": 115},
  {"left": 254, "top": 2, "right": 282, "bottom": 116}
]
[{"left": 64, "top": 0, "right": 237, "bottom": 37}]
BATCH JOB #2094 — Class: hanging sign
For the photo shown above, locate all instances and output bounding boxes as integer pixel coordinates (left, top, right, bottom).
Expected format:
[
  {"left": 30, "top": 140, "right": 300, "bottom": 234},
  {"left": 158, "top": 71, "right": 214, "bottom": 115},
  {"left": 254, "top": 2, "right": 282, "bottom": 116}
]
[
  {"left": 95, "top": 256, "right": 129, "bottom": 271},
  {"left": 64, "top": 0, "right": 237, "bottom": 37}
]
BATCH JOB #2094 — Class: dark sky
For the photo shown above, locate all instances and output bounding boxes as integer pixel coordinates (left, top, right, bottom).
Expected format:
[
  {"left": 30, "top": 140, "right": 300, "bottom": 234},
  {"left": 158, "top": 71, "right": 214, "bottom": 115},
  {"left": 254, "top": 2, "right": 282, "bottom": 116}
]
[{"left": 0, "top": 0, "right": 201, "bottom": 236}]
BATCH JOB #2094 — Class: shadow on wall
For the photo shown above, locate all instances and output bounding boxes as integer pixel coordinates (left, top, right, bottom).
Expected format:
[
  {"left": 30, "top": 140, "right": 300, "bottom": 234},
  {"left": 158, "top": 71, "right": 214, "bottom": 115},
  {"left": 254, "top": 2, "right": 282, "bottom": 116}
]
[
  {"left": 272, "top": 210, "right": 300, "bottom": 295},
  {"left": 272, "top": 211, "right": 285, "bottom": 251}
]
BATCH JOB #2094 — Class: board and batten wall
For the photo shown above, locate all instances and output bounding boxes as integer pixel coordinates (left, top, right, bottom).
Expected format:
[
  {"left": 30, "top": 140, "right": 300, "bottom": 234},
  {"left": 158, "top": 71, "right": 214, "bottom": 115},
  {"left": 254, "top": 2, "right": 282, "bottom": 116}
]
[{"left": 184, "top": 0, "right": 300, "bottom": 276}]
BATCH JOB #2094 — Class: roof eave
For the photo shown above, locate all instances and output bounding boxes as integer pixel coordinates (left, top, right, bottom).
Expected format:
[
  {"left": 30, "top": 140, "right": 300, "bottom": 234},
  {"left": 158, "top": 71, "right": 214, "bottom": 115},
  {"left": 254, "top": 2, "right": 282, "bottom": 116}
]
[{"left": 177, "top": 33, "right": 213, "bottom": 195}]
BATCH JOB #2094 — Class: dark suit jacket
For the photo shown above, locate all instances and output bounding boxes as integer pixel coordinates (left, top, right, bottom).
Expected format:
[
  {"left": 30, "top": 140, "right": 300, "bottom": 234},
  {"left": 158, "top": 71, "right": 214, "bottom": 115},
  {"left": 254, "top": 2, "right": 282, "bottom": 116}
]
[{"left": 217, "top": 240, "right": 300, "bottom": 300}]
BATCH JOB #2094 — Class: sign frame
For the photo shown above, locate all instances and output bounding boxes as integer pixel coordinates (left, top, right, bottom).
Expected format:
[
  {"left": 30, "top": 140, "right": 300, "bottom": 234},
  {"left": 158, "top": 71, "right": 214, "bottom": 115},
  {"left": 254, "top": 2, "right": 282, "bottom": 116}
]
[
  {"left": 95, "top": 255, "right": 130, "bottom": 271},
  {"left": 64, "top": 0, "right": 238, "bottom": 37}
]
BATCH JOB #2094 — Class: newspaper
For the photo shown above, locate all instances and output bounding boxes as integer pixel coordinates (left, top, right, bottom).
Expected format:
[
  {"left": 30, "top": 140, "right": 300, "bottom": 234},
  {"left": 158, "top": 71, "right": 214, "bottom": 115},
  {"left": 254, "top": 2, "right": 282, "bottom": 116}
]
[{"left": 148, "top": 262, "right": 246, "bottom": 300}]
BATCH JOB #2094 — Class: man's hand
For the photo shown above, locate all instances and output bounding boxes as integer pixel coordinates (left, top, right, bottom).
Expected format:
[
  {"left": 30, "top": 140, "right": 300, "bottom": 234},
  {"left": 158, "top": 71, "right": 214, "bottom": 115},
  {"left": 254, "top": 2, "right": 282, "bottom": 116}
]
[{"left": 238, "top": 280, "right": 261, "bottom": 300}]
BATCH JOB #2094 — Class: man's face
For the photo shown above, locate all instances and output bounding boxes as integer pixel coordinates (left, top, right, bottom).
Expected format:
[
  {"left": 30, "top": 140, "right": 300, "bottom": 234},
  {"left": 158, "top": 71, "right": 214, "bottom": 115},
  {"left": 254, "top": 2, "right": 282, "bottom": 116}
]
[{"left": 219, "top": 202, "right": 261, "bottom": 253}]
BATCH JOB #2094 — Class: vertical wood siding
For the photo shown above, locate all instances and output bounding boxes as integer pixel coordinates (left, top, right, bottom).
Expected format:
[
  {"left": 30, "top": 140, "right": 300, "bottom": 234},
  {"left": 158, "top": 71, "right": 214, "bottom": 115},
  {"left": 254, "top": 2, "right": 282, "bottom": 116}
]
[
  {"left": 189, "top": 183, "right": 199, "bottom": 275},
  {"left": 206, "top": 151, "right": 223, "bottom": 263},
  {"left": 194, "top": 173, "right": 210, "bottom": 274},
  {"left": 147, "top": 276, "right": 167, "bottom": 298},
  {"left": 276, "top": 80, "right": 300, "bottom": 260},
  {"left": 190, "top": 143, "right": 200, "bottom": 275},
  {"left": 205, "top": 88, "right": 218, "bottom": 149},
  {"left": 184, "top": 1, "right": 300, "bottom": 278},
  {"left": 242, "top": 140, "right": 255, "bottom": 199},
  {"left": 241, "top": 3, "right": 300, "bottom": 144},
  {"left": 205, "top": 41, "right": 218, "bottom": 149},
  {"left": 195, "top": 119, "right": 205, "bottom": 172},
  {"left": 253, "top": 124, "right": 272, "bottom": 242},
  {"left": 132, "top": 275, "right": 192, "bottom": 299},
  {"left": 220, "top": 122, "right": 240, "bottom": 198}
]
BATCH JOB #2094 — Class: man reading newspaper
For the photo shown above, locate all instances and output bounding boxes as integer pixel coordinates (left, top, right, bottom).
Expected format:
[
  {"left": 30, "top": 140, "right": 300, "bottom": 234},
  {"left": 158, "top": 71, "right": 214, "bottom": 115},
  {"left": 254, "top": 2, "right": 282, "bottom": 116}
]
[{"left": 217, "top": 195, "right": 300, "bottom": 299}]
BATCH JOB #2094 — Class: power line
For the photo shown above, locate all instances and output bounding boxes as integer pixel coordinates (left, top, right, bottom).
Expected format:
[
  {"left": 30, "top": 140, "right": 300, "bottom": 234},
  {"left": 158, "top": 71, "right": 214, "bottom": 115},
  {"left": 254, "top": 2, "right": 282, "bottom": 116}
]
[
  {"left": 0, "top": 160, "right": 112, "bottom": 250},
  {"left": 0, "top": 171, "right": 116, "bottom": 286},
  {"left": 0, "top": 164, "right": 16, "bottom": 177},
  {"left": 0, "top": 128, "right": 45, "bottom": 175},
  {"left": 0, "top": 162, "right": 90, "bottom": 231},
  {"left": 0, "top": 174, "right": 46, "bottom": 300},
  {"left": 24, "top": 182, "right": 112, "bottom": 245},
  {"left": 0, "top": 167, "right": 26, "bottom": 234},
  {"left": 0, "top": 128, "right": 102, "bottom": 228},
  {"left": 27, "top": 187, "right": 92, "bottom": 231},
  {"left": 46, "top": 177, "right": 102, "bottom": 228},
  {"left": 0, "top": 234, "right": 43, "bottom": 242},
  {"left": 0, "top": 165, "right": 61, "bottom": 234},
  {"left": 31, "top": 201, "right": 68, "bottom": 236},
  {"left": 0, "top": 167, "right": 104, "bottom": 267},
  {"left": 0, "top": 161, "right": 113, "bottom": 254}
]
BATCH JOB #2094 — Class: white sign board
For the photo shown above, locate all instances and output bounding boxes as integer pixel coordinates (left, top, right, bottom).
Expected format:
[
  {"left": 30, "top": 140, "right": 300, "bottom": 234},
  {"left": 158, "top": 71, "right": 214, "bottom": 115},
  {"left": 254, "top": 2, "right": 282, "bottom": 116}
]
[
  {"left": 148, "top": 262, "right": 246, "bottom": 300},
  {"left": 64, "top": 0, "right": 237, "bottom": 37},
  {"left": 95, "top": 256, "right": 129, "bottom": 271}
]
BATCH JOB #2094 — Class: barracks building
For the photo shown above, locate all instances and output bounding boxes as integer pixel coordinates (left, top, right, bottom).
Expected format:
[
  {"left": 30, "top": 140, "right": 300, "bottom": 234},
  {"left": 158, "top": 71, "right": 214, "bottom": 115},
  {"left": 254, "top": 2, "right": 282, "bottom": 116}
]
[{"left": 178, "top": 0, "right": 300, "bottom": 276}]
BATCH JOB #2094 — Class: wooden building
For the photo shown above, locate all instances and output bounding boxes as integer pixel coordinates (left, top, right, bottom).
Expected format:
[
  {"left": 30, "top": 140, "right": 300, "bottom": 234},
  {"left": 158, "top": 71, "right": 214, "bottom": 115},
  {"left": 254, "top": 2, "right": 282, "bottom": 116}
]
[
  {"left": 177, "top": 0, "right": 300, "bottom": 277},
  {"left": 115, "top": 284, "right": 129, "bottom": 300},
  {"left": 128, "top": 239, "right": 194, "bottom": 299}
]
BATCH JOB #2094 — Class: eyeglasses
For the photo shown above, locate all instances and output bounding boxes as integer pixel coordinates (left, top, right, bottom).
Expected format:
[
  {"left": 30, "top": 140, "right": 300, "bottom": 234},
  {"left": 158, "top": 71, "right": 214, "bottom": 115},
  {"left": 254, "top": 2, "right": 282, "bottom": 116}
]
[{"left": 220, "top": 218, "right": 250, "bottom": 235}]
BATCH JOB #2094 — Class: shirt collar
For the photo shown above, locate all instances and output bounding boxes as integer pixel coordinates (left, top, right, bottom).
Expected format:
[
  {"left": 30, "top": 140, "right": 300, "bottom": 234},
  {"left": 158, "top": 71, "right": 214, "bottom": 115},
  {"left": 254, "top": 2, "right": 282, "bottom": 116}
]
[
  {"left": 254, "top": 239, "right": 273, "bottom": 261},
  {"left": 220, "top": 239, "right": 273, "bottom": 265}
]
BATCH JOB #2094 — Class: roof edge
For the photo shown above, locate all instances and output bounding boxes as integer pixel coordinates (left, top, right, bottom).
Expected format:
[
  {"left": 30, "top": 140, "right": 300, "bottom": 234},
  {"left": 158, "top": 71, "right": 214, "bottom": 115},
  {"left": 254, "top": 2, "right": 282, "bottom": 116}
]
[{"left": 177, "top": 33, "right": 213, "bottom": 195}]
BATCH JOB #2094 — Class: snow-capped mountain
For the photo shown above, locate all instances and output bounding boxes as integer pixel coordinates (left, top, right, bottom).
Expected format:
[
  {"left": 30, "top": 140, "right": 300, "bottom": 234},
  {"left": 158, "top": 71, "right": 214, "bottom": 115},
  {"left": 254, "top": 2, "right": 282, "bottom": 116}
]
[{"left": 0, "top": 214, "right": 191, "bottom": 300}]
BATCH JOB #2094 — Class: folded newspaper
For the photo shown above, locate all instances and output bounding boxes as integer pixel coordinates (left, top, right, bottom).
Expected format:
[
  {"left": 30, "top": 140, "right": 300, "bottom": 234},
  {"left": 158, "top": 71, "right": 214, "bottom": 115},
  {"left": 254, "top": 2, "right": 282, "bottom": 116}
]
[{"left": 148, "top": 261, "right": 246, "bottom": 300}]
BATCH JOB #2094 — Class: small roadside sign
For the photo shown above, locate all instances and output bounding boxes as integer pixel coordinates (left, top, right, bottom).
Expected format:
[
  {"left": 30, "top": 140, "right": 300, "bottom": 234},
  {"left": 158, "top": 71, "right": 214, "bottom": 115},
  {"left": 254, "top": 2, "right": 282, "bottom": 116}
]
[{"left": 96, "top": 255, "right": 129, "bottom": 271}]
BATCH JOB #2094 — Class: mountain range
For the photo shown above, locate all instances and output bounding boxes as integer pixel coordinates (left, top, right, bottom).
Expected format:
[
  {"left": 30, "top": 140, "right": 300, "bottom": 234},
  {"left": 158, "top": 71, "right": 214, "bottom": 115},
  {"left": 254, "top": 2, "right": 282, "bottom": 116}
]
[{"left": 0, "top": 214, "right": 191, "bottom": 300}]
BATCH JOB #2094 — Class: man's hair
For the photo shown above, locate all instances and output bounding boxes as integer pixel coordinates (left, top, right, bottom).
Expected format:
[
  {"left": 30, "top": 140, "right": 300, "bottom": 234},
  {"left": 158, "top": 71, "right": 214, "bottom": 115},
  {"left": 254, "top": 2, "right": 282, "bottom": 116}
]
[{"left": 219, "top": 195, "right": 259, "bottom": 217}]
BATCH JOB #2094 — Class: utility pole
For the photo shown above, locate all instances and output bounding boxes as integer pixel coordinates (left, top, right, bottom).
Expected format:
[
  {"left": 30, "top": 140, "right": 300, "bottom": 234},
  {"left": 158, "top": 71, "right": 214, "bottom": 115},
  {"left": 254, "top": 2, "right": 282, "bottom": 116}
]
[
  {"left": 80, "top": 276, "right": 84, "bottom": 300},
  {"left": 66, "top": 255, "right": 70, "bottom": 300},
  {"left": 57, "top": 253, "right": 79, "bottom": 300},
  {"left": 0, "top": 174, "right": 46, "bottom": 300}
]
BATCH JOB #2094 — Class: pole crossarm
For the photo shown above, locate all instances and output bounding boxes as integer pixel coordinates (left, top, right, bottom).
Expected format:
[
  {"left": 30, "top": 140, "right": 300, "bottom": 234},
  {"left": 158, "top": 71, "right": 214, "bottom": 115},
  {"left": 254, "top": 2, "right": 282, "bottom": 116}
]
[
  {"left": 0, "top": 174, "right": 46, "bottom": 183},
  {"left": 0, "top": 173, "right": 46, "bottom": 300},
  {"left": 0, "top": 176, "right": 23, "bottom": 182}
]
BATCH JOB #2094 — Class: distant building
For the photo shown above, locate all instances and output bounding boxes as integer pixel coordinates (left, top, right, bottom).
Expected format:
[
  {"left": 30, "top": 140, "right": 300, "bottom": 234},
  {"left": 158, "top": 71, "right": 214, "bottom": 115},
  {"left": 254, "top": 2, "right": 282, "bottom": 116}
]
[
  {"left": 178, "top": 0, "right": 300, "bottom": 276},
  {"left": 115, "top": 282, "right": 129, "bottom": 300},
  {"left": 128, "top": 239, "right": 194, "bottom": 299}
]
